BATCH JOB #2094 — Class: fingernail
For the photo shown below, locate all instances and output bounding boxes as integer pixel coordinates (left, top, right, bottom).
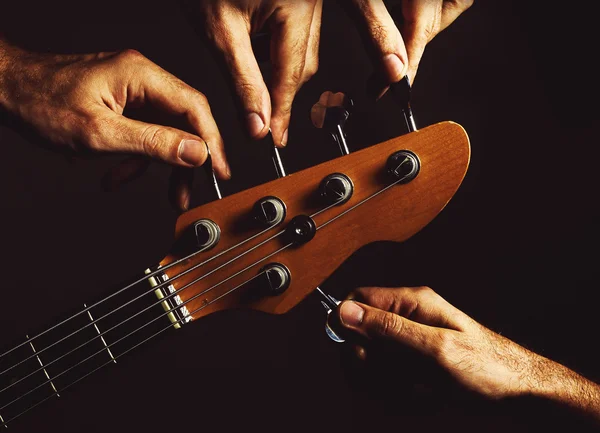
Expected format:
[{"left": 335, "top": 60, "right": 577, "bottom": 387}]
[
  {"left": 340, "top": 301, "right": 364, "bottom": 327},
  {"left": 225, "top": 163, "right": 232, "bottom": 179},
  {"left": 383, "top": 53, "right": 405, "bottom": 82},
  {"left": 179, "top": 139, "right": 206, "bottom": 166},
  {"left": 281, "top": 128, "right": 289, "bottom": 147},
  {"left": 246, "top": 112, "right": 265, "bottom": 138}
]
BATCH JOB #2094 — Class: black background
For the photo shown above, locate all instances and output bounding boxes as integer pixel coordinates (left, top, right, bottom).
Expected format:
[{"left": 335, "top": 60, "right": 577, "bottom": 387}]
[{"left": 1, "top": 1, "right": 599, "bottom": 432}]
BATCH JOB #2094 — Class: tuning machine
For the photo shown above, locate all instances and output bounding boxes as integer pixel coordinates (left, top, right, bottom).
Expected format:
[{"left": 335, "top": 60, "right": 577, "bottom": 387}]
[
  {"left": 389, "top": 76, "right": 417, "bottom": 133},
  {"left": 311, "top": 91, "right": 354, "bottom": 155},
  {"left": 315, "top": 287, "right": 345, "bottom": 343},
  {"left": 202, "top": 141, "right": 222, "bottom": 200},
  {"left": 259, "top": 129, "right": 287, "bottom": 178}
]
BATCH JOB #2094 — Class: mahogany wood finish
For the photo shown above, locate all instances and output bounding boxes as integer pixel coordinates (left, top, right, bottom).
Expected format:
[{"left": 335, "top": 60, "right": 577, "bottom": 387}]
[{"left": 160, "top": 121, "right": 470, "bottom": 321}]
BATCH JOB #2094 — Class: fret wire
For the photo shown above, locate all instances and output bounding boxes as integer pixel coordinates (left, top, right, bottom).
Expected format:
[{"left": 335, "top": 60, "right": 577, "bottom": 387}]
[
  {"left": 0, "top": 216, "right": 289, "bottom": 363},
  {"left": 0, "top": 269, "right": 269, "bottom": 428},
  {"left": 85, "top": 304, "right": 116, "bottom": 364},
  {"left": 26, "top": 335, "right": 60, "bottom": 398},
  {"left": 0, "top": 243, "right": 291, "bottom": 414},
  {"left": 0, "top": 224, "right": 281, "bottom": 378},
  {"left": 0, "top": 243, "right": 213, "bottom": 361},
  {"left": 0, "top": 225, "right": 289, "bottom": 390},
  {"left": 0, "top": 232, "right": 289, "bottom": 394}
]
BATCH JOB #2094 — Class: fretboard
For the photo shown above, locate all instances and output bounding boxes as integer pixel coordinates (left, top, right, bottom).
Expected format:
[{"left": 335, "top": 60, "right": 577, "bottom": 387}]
[{"left": 0, "top": 266, "right": 182, "bottom": 427}]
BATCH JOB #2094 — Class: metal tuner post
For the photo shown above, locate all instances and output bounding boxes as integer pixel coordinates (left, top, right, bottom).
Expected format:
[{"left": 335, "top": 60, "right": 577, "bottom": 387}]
[
  {"left": 390, "top": 75, "right": 417, "bottom": 133},
  {"left": 311, "top": 91, "right": 354, "bottom": 155}
]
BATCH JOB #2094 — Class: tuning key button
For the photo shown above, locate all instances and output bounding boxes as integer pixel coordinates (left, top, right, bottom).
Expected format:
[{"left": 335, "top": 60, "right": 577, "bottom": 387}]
[
  {"left": 194, "top": 219, "right": 221, "bottom": 249},
  {"left": 320, "top": 173, "right": 354, "bottom": 205},
  {"left": 253, "top": 196, "right": 286, "bottom": 227},
  {"left": 386, "top": 151, "right": 420, "bottom": 184},
  {"left": 261, "top": 263, "right": 291, "bottom": 295}
]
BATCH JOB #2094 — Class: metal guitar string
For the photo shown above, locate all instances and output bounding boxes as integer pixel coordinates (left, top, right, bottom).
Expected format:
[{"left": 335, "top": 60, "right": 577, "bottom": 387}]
[
  {"left": 0, "top": 199, "right": 341, "bottom": 381},
  {"left": 0, "top": 224, "right": 272, "bottom": 361},
  {"left": 0, "top": 224, "right": 281, "bottom": 377},
  {"left": 0, "top": 192, "right": 340, "bottom": 379},
  {"left": 0, "top": 269, "right": 270, "bottom": 428},
  {"left": 0, "top": 243, "right": 291, "bottom": 417},
  {"left": 1, "top": 174, "right": 407, "bottom": 426}
]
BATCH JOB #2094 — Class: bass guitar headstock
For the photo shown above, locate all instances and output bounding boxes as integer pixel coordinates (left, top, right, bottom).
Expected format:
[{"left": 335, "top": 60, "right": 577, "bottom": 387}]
[{"left": 153, "top": 119, "right": 470, "bottom": 329}]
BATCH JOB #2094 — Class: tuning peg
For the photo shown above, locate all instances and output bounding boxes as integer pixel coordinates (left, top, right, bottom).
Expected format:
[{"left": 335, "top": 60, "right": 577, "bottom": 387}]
[
  {"left": 311, "top": 91, "right": 354, "bottom": 155},
  {"left": 315, "top": 287, "right": 345, "bottom": 343},
  {"left": 202, "top": 141, "right": 222, "bottom": 200},
  {"left": 260, "top": 130, "right": 287, "bottom": 178},
  {"left": 390, "top": 76, "right": 417, "bottom": 133}
]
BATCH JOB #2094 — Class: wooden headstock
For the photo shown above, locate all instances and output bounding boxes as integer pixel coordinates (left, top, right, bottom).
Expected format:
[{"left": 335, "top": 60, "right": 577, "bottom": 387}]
[{"left": 158, "top": 121, "right": 470, "bottom": 323}]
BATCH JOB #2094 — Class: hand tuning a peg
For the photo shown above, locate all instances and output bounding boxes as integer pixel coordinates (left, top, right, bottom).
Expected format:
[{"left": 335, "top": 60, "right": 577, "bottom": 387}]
[{"left": 311, "top": 91, "right": 354, "bottom": 155}]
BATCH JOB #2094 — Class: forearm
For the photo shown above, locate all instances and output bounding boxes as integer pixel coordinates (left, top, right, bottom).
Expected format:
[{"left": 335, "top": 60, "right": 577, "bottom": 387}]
[{"left": 528, "top": 353, "right": 600, "bottom": 422}]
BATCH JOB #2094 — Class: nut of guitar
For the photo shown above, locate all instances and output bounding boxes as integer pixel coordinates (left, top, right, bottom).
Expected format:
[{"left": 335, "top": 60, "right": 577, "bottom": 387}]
[{"left": 161, "top": 121, "right": 470, "bottom": 322}]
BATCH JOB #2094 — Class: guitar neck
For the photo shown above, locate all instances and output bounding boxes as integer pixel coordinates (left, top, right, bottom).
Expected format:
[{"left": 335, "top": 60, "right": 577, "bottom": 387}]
[{"left": 0, "top": 267, "right": 177, "bottom": 427}]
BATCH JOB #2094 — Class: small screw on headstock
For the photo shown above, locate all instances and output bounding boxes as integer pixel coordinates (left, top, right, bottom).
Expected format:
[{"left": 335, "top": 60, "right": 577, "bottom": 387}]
[{"left": 311, "top": 91, "right": 354, "bottom": 155}]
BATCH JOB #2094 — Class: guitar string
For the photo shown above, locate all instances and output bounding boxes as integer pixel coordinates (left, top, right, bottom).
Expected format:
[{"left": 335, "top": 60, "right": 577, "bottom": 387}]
[
  {"left": 1, "top": 173, "right": 408, "bottom": 421},
  {"left": 0, "top": 269, "right": 269, "bottom": 428},
  {"left": 0, "top": 243, "right": 291, "bottom": 416},
  {"left": 0, "top": 199, "right": 340, "bottom": 382},
  {"left": 0, "top": 225, "right": 282, "bottom": 377},
  {"left": 0, "top": 223, "right": 275, "bottom": 361},
  {"left": 0, "top": 223, "right": 292, "bottom": 395},
  {"left": 0, "top": 198, "right": 340, "bottom": 377}
]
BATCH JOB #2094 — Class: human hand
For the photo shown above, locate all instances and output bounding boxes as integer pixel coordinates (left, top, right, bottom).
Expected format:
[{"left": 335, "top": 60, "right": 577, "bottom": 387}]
[
  {"left": 341, "top": 0, "right": 474, "bottom": 97},
  {"left": 334, "top": 286, "right": 559, "bottom": 399},
  {"left": 0, "top": 40, "right": 229, "bottom": 211},
  {"left": 186, "top": 0, "right": 322, "bottom": 147}
]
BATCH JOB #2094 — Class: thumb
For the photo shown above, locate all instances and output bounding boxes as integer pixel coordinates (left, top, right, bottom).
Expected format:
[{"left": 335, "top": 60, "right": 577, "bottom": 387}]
[
  {"left": 338, "top": 300, "right": 444, "bottom": 357},
  {"left": 92, "top": 110, "right": 209, "bottom": 167}
]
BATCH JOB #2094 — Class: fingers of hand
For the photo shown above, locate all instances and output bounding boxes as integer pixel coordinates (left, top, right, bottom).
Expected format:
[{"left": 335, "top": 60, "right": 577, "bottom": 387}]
[
  {"left": 269, "top": 2, "right": 317, "bottom": 147},
  {"left": 86, "top": 110, "right": 209, "bottom": 167},
  {"left": 349, "top": 0, "right": 408, "bottom": 92},
  {"left": 119, "top": 54, "right": 230, "bottom": 178},
  {"left": 350, "top": 286, "right": 471, "bottom": 331},
  {"left": 337, "top": 300, "right": 447, "bottom": 357},
  {"left": 205, "top": 9, "right": 271, "bottom": 140},
  {"left": 440, "top": 0, "right": 475, "bottom": 32},
  {"left": 399, "top": 0, "right": 444, "bottom": 83}
]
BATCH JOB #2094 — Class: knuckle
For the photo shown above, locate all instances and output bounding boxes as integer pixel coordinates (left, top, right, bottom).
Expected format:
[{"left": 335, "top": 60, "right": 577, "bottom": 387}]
[
  {"left": 416, "top": 285, "right": 434, "bottom": 294},
  {"left": 140, "top": 125, "right": 168, "bottom": 159},
  {"left": 415, "top": 286, "right": 438, "bottom": 303},
  {"left": 237, "top": 79, "right": 267, "bottom": 106},
  {"left": 378, "top": 313, "right": 402, "bottom": 338},
  {"left": 188, "top": 89, "right": 209, "bottom": 110},
  {"left": 193, "top": 90, "right": 209, "bottom": 106},
  {"left": 118, "top": 48, "right": 146, "bottom": 63}
]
